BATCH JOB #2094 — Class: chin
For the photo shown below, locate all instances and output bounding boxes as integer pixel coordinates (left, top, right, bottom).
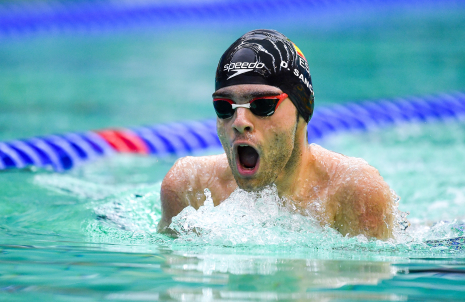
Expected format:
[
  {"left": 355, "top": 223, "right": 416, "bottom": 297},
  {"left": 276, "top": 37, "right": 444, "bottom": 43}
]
[
  {"left": 237, "top": 183, "right": 259, "bottom": 192},
  {"left": 234, "top": 175, "right": 272, "bottom": 192}
]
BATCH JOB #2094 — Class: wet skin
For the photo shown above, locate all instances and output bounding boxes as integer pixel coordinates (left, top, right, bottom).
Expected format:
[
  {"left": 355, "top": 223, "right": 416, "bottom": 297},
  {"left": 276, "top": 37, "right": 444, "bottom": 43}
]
[{"left": 158, "top": 84, "right": 397, "bottom": 240}]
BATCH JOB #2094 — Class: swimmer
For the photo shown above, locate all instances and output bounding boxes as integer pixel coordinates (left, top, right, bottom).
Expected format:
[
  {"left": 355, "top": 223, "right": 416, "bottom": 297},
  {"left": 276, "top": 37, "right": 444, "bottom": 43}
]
[{"left": 158, "top": 29, "right": 399, "bottom": 240}]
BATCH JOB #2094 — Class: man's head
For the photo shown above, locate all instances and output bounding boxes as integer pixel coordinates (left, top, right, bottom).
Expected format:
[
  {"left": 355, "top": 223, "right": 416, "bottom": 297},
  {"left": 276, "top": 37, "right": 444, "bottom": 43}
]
[
  {"left": 215, "top": 29, "right": 314, "bottom": 123},
  {"left": 213, "top": 29, "right": 314, "bottom": 191}
]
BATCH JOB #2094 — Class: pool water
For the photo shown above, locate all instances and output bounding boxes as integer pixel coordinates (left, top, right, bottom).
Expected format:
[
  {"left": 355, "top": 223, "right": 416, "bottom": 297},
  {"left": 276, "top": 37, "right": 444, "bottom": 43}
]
[
  {"left": 2, "top": 119, "right": 465, "bottom": 301},
  {"left": 2, "top": 2, "right": 465, "bottom": 301}
]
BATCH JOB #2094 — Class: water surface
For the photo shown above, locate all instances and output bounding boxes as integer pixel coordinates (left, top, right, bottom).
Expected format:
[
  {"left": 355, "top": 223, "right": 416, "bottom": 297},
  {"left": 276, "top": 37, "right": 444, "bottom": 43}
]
[{"left": 1, "top": 3, "right": 465, "bottom": 300}]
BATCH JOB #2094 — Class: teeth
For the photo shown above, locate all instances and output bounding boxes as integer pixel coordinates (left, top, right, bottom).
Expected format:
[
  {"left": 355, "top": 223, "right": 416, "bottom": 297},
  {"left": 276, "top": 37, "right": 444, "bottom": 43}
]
[{"left": 239, "top": 144, "right": 248, "bottom": 147}]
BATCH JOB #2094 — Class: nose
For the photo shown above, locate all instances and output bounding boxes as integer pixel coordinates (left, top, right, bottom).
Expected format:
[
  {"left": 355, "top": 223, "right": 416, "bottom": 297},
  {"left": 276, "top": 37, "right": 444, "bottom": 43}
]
[{"left": 232, "top": 107, "right": 254, "bottom": 134}]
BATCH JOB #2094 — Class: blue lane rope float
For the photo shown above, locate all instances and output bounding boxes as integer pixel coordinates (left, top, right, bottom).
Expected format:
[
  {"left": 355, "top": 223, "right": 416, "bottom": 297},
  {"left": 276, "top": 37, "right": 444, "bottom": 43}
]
[
  {"left": 1, "top": 0, "right": 464, "bottom": 37},
  {"left": 1, "top": 91, "right": 464, "bottom": 172}
]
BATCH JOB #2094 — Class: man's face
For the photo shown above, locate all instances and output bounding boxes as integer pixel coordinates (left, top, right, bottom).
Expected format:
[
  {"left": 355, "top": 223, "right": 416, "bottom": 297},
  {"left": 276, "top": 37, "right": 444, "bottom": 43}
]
[{"left": 213, "top": 84, "right": 300, "bottom": 191}]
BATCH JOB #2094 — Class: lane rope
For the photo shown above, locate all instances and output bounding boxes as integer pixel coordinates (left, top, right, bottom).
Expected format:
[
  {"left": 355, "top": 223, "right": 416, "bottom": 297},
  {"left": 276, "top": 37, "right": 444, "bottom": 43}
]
[
  {"left": 1, "top": 91, "right": 464, "bottom": 172},
  {"left": 1, "top": 0, "right": 463, "bottom": 37}
]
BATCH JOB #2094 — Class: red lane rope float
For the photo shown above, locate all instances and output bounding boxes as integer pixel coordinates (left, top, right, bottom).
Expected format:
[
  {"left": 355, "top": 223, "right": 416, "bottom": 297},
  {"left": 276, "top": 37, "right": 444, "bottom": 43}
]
[{"left": 96, "top": 129, "right": 149, "bottom": 154}]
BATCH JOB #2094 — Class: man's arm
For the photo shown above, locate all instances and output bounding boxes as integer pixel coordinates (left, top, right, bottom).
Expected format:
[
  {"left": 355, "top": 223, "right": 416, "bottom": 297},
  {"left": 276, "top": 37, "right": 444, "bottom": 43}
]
[
  {"left": 157, "top": 157, "right": 205, "bottom": 235},
  {"left": 333, "top": 163, "right": 396, "bottom": 240}
]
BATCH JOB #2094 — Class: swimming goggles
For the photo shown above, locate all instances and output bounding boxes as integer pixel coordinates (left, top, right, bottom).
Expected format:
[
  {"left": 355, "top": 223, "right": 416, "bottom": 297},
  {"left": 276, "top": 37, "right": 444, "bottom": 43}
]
[{"left": 213, "top": 93, "right": 288, "bottom": 119}]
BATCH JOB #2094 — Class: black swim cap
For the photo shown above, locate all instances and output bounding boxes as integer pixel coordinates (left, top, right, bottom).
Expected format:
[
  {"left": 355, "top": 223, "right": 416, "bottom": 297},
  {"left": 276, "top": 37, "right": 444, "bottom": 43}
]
[{"left": 215, "top": 29, "right": 314, "bottom": 123}]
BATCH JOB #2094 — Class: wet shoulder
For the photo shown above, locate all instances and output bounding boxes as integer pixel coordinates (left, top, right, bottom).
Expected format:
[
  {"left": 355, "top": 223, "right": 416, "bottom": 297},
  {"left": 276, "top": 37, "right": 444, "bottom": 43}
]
[
  {"left": 161, "top": 154, "right": 230, "bottom": 209},
  {"left": 311, "top": 144, "right": 395, "bottom": 239},
  {"left": 166, "top": 154, "right": 229, "bottom": 189},
  {"left": 310, "top": 143, "right": 386, "bottom": 197},
  {"left": 310, "top": 143, "right": 373, "bottom": 183}
]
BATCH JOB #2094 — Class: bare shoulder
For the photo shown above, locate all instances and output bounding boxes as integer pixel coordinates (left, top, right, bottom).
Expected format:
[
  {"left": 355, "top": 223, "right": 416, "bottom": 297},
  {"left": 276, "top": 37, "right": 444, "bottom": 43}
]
[
  {"left": 312, "top": 144, "right": 396, "bottom": 239},
  {"left": 157, "top": 154, "right": 230, "bottom": 234}
]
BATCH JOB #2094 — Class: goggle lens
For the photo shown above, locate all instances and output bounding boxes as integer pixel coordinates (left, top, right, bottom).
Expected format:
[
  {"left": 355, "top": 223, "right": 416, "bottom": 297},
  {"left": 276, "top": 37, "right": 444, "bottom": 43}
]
[
  {"left": 250, "top": 98, "right": 278, "bottom": 116},
  {"left": 213, "top": 100, "right": 235, "bottom": 119}
]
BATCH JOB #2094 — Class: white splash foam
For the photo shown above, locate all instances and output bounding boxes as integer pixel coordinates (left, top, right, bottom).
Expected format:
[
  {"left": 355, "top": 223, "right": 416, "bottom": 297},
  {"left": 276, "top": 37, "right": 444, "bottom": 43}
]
[
  {"left": 168, "top": 185, "right": 465, "bottom": 254},
  {"left": 170, "top": 185, "right": 342, "bottom": 247}
]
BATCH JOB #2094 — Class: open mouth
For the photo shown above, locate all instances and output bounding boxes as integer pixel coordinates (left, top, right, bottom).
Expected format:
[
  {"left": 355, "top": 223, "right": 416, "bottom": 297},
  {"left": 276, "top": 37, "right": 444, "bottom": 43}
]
[{"left": 237, "top": 145, "right": 259, "bottom": 175}]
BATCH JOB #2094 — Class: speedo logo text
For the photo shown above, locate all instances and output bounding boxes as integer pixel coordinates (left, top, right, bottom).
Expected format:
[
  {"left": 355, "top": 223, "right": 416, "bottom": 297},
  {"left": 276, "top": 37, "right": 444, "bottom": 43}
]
[{"left": 224, "top": 62, "right": 265, "bottom": 80}]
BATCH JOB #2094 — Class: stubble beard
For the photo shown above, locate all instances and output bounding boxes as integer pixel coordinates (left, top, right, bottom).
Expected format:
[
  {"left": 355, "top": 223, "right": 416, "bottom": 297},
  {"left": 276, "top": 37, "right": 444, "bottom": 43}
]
[{"left": 219, "top": 123, "right": 298, "bottom": 193}]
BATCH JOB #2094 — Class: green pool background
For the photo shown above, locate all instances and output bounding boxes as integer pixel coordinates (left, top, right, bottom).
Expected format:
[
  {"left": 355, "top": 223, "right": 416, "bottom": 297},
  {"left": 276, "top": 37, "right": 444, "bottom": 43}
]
[{"left": 1, "top": 1, "right": 465, "bottom": 301}]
